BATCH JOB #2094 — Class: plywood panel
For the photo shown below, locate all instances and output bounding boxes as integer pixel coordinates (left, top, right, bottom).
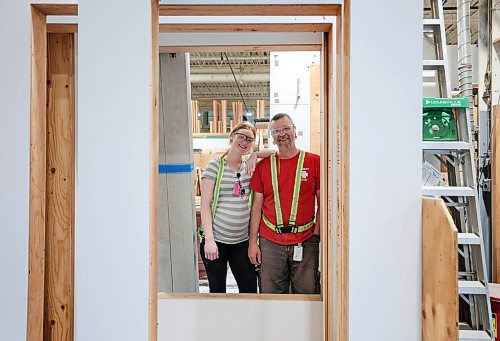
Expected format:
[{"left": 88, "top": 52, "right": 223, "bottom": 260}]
[
  {"left": 45, "top": 33, "right": 75, "bottom": 341},
  {"left": 422, "top": 197, "right": 458, "bottom": 341},
  {"left": 27, "top": 7, "right": 47, "bottom": 341}
]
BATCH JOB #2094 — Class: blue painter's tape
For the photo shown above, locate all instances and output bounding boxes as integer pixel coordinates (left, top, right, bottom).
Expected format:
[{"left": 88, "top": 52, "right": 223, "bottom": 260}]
[{"left": 158, "top": 163, "right": 194, "bottom": 174}]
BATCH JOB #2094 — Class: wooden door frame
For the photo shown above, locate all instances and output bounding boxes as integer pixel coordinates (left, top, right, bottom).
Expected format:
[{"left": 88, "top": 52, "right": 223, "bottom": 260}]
[
  {"left": 152, "top": 3, "right": 350, "bottom": 341},
  {"left": 28, "top": 2, "right": 350, "bottom": 341}
]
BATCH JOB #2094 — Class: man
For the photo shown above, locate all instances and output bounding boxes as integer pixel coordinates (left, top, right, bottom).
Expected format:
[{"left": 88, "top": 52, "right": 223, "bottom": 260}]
[{"left": 248, "top": 113, "right": 321, "bottom": 294}]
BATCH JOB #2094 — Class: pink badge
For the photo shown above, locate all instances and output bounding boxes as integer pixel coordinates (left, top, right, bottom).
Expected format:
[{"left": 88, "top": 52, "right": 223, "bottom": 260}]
[{"left": 233, "top": 182, "right": 241, "bottom": 196}]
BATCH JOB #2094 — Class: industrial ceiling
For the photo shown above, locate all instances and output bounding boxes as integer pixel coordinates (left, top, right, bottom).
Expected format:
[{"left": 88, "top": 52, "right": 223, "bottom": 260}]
[{"left": 189, "top": 3, "right": 480, "bottom": 115}]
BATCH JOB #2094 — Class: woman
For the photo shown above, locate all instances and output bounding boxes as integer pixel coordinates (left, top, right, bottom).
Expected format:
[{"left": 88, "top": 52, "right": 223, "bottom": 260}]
[{"left": 200, "top": 121, "right": 269, "bottom": 293}]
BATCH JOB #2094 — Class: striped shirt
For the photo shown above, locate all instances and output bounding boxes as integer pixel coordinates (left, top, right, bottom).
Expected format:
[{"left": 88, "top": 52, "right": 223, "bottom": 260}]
[{"left": 202, "top": 157, "right": 251, "bottom": 244}]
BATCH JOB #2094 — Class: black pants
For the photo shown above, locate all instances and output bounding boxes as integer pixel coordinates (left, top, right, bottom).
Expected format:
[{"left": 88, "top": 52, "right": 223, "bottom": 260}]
[{"left": 200, "top": 239, "right": 257, "bottom": 293}]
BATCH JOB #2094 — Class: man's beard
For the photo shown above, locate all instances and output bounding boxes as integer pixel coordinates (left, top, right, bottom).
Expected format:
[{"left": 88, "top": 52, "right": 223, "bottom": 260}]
[{"left": 277, "top": 136, "right": 292, "bottom": 149}]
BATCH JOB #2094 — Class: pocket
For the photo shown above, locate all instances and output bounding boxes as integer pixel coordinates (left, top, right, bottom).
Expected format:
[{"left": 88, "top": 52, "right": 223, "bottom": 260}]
[{"left": 310, "top": 233, "right": 320, "bottom": 243}]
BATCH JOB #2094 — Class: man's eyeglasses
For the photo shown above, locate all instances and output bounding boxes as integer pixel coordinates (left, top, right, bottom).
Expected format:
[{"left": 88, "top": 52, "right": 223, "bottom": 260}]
[
  {"left": 233, "top": 172, "right": 246, "bottom": 196},
  {"left": 233, "top": 132, "right": 255, "bottom": 144},
  {"left": 270, "top": 124, "right": 295, "bottom": 136}
]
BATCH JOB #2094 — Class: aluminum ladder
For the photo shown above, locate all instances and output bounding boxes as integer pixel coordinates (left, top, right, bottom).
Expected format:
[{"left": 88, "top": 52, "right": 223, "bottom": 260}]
[
  {"left": 423, "top": 0, "right": 451, "bottom": 98},
  {"left": 422, "top": 98, "right": 493, "bottom": 340}
]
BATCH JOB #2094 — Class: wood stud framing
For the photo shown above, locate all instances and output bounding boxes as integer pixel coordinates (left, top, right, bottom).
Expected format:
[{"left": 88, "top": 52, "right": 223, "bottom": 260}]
[
  {"left": 28, "top": 6, "right": 47, "bottom": 341},
  {"left": 28, "top": 7, "right": 76, "bottom": 340},
  {"left": 45, "top": 32, "right": 75, "bottom": 341},
  {"left": 29, "top": 3, "right": 349, "bottom": 341}
]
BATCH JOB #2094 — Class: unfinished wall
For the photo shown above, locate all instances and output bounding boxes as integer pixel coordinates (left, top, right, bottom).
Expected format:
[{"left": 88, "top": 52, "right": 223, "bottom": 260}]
[
  {"left": 349, "top": 0, "right": 422, "bottom": 340},
  {"left": 0, "top": 1, "right": 30, "bottom": 340},
  {"left": 75, "top": 2, "right": 152, "bottom": 340},
  {"left": 1, "top": 1, "right": 422, "bottom": 340}
]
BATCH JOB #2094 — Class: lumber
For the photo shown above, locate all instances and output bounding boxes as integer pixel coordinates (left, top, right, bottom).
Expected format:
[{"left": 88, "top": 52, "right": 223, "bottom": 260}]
[{"left": 422, "top": 197, "right": 458, "bottom": 341}]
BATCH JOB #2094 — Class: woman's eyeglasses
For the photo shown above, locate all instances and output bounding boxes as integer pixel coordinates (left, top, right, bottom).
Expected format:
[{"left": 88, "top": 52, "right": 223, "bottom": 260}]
[
  {"left": 270, "top": 124, "right": 295, "bottom": 136},
  {"left": 233, "top": 132, "right": 255, "bottom": 144},
  {"left": 233, "top": 172, "right": 246, "bottom": 196}
]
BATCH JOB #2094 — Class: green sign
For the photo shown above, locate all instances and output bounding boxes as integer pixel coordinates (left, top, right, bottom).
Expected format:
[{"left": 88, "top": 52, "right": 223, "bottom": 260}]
[{"left": 422, "top": 97, "right": 469, "bottom": 108}]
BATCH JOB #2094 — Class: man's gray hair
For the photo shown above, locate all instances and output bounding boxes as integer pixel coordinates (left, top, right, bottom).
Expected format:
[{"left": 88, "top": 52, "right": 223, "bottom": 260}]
[{"left": 269, "top": 113, "right": 294, "bottom": 129}]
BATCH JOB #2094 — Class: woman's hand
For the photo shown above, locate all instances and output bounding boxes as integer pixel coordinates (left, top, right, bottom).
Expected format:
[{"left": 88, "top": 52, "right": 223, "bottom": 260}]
[
  {"left": 245, "top": 152, "right": 258, "bottom": 177},
  {"left": 248, "top": 241, "right": 261, "bottom": 265},
  {"left": 204, "top": 239, "right": 219, "bottom": 260}
]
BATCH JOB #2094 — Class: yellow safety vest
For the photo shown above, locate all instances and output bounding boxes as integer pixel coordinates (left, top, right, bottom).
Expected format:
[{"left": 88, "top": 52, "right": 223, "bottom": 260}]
[{"left": 262, "top": 150, "right": 314, "bottom": 234}]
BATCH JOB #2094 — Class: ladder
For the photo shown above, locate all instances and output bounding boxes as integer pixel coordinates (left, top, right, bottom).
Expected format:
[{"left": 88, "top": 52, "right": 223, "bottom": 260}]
[
  {"left": 422, "top": 97, "right": 493, "bottom": 340},
  {"left": 423, "top": 0, "right": 451, "bottom": 98}
]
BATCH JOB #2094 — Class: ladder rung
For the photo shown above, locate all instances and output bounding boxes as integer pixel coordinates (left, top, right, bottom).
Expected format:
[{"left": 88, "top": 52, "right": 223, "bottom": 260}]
[
  {"left": 422, "top": 141, "right": 472, "bottom": 151},
  {"left": 423, "top": 60, "right": 446, "bottom": 70},
  {"left": 458, "top": 280, "right": 487, "bottom": 295},
  {"left": 459, "top": 329, "right": 492, "bottom": 340},
  {"left": 422, "top": 186, "right": 476, "bottom": 197},
  {"left": 458, "top": 233, "right": 481, "bottom": 245},
  {"left": 423, "top": 19, "right": 442, "bottom": 27}
]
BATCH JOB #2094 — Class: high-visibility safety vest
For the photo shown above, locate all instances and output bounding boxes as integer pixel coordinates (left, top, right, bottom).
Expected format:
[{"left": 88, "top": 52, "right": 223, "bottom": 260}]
[
  {"left": 262, "top": 150, "right": 315, "bottom": 234},
  {"left": 198, "top": 156, "right": 253, "bottom": 240}
]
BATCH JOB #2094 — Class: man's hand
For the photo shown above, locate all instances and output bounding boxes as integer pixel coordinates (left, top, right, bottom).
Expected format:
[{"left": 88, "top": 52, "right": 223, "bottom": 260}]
[
  {"left": 204, "top": 239, "right": 219, "bottom": 260},
  {"left": 248, "top": 241, "right": 261, "bottom": 265},
  {"left": 245, "top": 152, "right": 258, "bottom": 177}
]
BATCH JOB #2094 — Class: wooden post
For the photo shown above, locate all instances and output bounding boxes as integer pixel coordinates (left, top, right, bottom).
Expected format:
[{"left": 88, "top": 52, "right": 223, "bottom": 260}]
[
  {"left": 422, "top": 197, "right": 458, "bottom": 341},
  {"left": 28, "top": 6, "right": 47, "bottom": 341},
  {"left": 221, "top": 100, "right": 227, "bottom": 133},
  {"left": 212, "top": 100, "right": 219, "bottom": 133},
  {"left": 256, "top": 99, "right": 265, "bottom": 118},
  {"left": 44, "top": 32, "right": 76, "bottom": 341},
  {"left": 310, "top": 64, "right": 321, "bottom": 155},
  {"left": 493, "top": 105, "right": 500, "bottom": 282}
]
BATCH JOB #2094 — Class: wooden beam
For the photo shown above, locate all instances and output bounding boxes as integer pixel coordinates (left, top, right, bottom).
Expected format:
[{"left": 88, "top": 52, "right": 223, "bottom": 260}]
[
  {"left": 310, "top": 64, "right": 320, "bottom": 155},
  {"left": 159, "top": 23, "right": 331, "bottom": 33},
  {"left": 422, "top": 197, "right": 458, "bottom": 340},
  {"left": 149, "top": 1, "right": 159, "bottom": 341},
  {"left": 32, "top": 4, "right": 78, "bottom": 16},
  {"left": 335, "top": 1, "right": 350, "bottom": 339},
  {"left": 221, "top": 100, "right": 227, "bottom": 133},
  {"left": 159, "top": 4, "right": 340, "bottom": 16},
  {"left": 323, "top": 29, "right": 334, "bottom": 341},
  {"left": 158, "top": 293, "right": 322, "bottom": 301},
  {"left": 27, "top": 6, "right": 47, "bottom": 341},
  {"left": 47, "top": 24, "right": 78, "bottom": 33},
  {"left": 159, "top": 44, "right": 322, "bottom": 53},
  {"left": 45, "top": 32, "right": 75, "bottom": 341}
]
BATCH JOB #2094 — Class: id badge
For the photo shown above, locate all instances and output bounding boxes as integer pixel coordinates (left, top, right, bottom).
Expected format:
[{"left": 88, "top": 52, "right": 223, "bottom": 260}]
[{"left": 293, "top": 243, "right": 303, "bottom": 262}]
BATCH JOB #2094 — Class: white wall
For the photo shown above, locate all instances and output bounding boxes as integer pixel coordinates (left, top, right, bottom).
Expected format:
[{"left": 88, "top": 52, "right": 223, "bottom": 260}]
[
  {"left": 158, "top": 298, "right": 322, "bottom": 340},
  {"left": 75, "top": 2, "right": 151, "bottom": 341},
  {"left": 270, "top": 51, "right": 320, "bottom": 152},
  {"left": 349, "top": 1, "right": 422, "bottom": 340},
  {"left": 0, "top": 2, "right": 30, "bottom": 340},
  {"left": 1, "top": 1, "right": 422, "bottom": 340}
]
